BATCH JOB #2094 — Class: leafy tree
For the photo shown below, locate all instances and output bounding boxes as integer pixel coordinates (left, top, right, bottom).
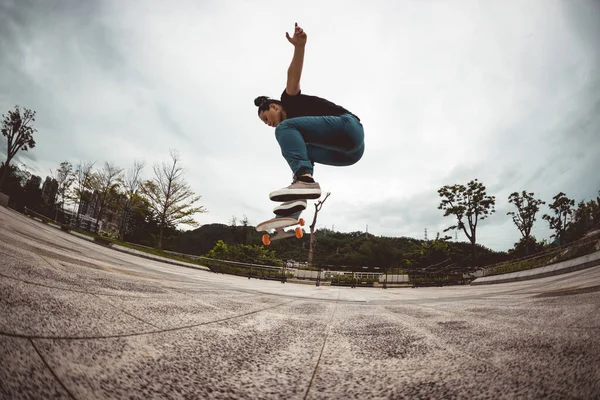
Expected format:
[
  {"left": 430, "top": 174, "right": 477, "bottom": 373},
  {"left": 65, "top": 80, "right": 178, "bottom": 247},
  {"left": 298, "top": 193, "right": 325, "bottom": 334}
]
[
  {"left": 141, "top": 149, "right": 206, "bottom": 249},
  {"left": 0, "top": 163, "right": 29, "bottom": 209},
  {"left": 239, "top": 215, "right": 251, "bottom": 244},
  {"left": 542, "top": 192, "right": 574, "bottom": 245},
  {"left": 206, "top": 239, "right": 230, "bottom": 259},
  {"left": 438, "top": 179, "right": 496, "bottom": 264},
  {"left": 507, "top": 191, "right": 545, "bottom": 241},
  {"left": 508, "top": 236, "right": 547, "bottom": 258},
  {"left": 228, "top": 214, "right": 251, "bottom": 245},
  {"left": 0, "top": 106, "right": 37, "bottom": 191},
  {"left": 403, "top": 233, "right": 452, "bottom": 271},
  {"left": 565, "top": 196, "right": 600, "bottom": 241},
  {"left": 122, "top": 195, "right": 160, "bottom": 246},
  {"left": 590, "top": 191, "right": 600, "bottom": 230},
  {"left": 22, "top": 174, "right": 43, "bottom": 211},
  {"left": 506, "top": 190, "right": 545, "bottom": 255},
  {"left": 13, "top": 163, "right": 32, "bottom": 186}
]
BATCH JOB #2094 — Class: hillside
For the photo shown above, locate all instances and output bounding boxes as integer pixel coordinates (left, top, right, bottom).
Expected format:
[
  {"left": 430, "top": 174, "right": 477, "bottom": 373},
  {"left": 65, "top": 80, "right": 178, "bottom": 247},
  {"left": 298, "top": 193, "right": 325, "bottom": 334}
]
[{"left": 172, "top": 222, "right": 508, "bottom": 270}]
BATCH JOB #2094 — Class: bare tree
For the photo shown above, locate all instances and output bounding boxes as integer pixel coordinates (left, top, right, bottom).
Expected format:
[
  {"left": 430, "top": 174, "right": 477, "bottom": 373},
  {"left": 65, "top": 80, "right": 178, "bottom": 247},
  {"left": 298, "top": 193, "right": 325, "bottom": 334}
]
[
  {"left": 72, "top": 160, "right": 96, "bottom": 223},
  {"left": 307, "top": 192, "right": 331, "bottom": 266},
  {"left": 141, "top": 149, "right": 207, "bottom": 249},
  {"left": 118, "top": 160, "right": 145, "bottom": 239},
  {"left": 240, "top": 214, "right": 250, "bottom": 245},
  {"left": 1, "top": 106, "right": 37, "bottom": 191},
  {"left": 94, "top": 161, "right": 124, "bottom": 232},
  {"left": 51, "top": 161, "right": 75, "bottom": 221}
]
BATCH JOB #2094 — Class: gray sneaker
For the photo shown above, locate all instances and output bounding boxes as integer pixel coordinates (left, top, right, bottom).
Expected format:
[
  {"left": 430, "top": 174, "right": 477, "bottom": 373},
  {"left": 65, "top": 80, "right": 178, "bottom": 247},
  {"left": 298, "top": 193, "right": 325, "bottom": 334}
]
[
  {"left": 273, "top": 199, "right": 307, "bottom": 216},
  {"left": 269, "top": 180, "right": 321, "bottom": 202}
]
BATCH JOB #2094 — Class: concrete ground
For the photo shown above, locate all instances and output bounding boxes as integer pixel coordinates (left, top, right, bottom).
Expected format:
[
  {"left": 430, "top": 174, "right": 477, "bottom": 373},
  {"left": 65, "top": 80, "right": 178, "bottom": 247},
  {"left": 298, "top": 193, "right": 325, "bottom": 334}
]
[{"left": 1, "top": 206, "right": 599, "bottom": 399}]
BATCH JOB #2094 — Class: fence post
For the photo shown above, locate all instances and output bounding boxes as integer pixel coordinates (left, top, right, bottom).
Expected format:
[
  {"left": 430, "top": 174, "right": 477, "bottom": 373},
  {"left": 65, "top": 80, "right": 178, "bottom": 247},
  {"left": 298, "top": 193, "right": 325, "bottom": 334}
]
[
  {"left": 316, "top": 265, "right": 321, "bottom": 287},
  {"left": 383, "top": 269, "right": 387, "bottom": 289}
]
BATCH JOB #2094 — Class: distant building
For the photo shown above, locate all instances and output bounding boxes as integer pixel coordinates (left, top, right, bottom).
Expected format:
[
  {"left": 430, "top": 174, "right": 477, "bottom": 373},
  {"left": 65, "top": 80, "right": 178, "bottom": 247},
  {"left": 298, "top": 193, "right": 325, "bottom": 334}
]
[
  {"left": 74, "top": 189, "right": 101, "bottom": 232},
  {"left": 25, "top": 175, "right": 42, "bottom": 190},
  {"left": 41, "top": 177, "right": 58, "bottom": 205},
  {"left": 76, "top": 189, "right": 126, "bottom": 233},
  {"left": 77, "top": 190, "right": 100, "bottom": 218},
  {"left": 100, "top": 192, "right": 127, "bottom": 233}
]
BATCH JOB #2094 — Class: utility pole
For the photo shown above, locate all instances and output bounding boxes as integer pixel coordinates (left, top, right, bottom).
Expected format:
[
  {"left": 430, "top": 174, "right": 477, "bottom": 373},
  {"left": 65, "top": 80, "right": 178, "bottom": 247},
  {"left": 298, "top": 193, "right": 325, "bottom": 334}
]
[{"left": 424, "top": 228, "right": 428, "bottom": 241}]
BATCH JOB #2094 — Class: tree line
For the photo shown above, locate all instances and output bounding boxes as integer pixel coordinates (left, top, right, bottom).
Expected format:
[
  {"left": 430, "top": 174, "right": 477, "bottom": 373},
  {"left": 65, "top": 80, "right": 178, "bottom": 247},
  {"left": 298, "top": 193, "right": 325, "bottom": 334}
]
[
  {"left": 1, "top": 105, "right": 206, "bottom": 249},
  {"left": 437, "top": 179, "right": 599, "bottom": 260},
  {"left": 2, "top": 105, "right": 599, "bottom": 273}
]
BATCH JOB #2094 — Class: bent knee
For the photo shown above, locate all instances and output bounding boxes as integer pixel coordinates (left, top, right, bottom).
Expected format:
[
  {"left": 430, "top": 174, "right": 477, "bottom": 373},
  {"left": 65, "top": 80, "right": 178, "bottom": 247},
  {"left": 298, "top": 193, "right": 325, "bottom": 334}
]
[
  {"left": 348, "top": 143, "right": 365, "bottom": 164},
  {"left": 275, "top": 119, "right": 295, "bottom": 137}
]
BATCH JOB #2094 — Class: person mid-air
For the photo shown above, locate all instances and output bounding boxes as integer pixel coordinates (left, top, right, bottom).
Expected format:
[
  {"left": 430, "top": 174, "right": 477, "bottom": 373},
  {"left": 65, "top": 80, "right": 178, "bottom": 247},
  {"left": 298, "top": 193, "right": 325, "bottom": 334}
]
[{"left": 254, "top": 22, "right": 365, "bottom": 216}]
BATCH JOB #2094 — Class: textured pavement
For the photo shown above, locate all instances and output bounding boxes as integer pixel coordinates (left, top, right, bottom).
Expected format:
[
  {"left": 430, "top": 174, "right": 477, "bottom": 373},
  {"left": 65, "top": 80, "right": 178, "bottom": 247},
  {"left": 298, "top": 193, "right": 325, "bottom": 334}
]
[{"left": 1, "top": 206, "right": 600, "bottom": 399}]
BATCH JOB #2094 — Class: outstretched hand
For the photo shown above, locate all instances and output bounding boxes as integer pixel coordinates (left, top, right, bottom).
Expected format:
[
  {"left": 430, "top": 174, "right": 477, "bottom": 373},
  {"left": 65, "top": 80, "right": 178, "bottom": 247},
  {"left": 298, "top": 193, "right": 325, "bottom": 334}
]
[{"left": 286, "top": 23, "right": 307, "bottom": 47}]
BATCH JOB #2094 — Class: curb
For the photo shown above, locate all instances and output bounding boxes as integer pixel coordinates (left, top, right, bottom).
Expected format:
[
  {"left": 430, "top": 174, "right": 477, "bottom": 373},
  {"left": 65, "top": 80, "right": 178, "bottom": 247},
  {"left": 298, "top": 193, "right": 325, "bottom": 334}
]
[
  {"left": 109, "top": 245, "right": 210, "bottom": 272},
  {"left": 471, "top": 250, "right": 600, "bottom": 285},
  {"left": 65, "top": 229, "right": 211, "bottom": 273}
]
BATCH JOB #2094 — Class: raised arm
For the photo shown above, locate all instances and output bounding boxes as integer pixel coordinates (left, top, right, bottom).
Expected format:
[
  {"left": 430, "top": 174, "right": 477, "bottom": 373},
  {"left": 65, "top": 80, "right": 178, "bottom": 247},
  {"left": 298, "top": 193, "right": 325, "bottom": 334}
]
[{"left": 285, "top": 23, "right": 307, "bottom": 96}]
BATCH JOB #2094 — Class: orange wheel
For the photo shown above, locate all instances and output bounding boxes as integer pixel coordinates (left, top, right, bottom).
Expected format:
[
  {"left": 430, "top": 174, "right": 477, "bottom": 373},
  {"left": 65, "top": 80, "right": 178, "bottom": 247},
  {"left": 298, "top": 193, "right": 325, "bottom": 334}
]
[
  {"left": 299, "top": 218, "right": 305, "bottom": 226},
  {"left": 295, "top": 227, "right": 303, "bottom": 238},
  {"left": 262, "top": 234, "right": 271, "bottom": 246}
]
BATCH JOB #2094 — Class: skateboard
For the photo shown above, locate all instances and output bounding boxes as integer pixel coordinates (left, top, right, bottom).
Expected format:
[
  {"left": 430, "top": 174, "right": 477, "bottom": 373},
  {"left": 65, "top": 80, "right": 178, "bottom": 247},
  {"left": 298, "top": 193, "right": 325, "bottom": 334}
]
[{"left": 256, "top": 211, "right": 305, "bottom": 246}]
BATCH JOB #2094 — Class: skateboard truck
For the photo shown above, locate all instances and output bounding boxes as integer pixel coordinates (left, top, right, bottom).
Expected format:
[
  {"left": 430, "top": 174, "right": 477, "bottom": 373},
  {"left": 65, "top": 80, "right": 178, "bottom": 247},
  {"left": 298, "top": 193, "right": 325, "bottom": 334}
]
[{"left": 256, "top": 211, "right": 305, "bottom": 246}]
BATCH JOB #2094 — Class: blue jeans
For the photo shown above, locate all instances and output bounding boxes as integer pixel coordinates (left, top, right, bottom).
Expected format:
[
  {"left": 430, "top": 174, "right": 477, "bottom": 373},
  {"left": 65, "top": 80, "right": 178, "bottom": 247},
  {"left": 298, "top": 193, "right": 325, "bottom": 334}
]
[{"left": 274, "top": 113, "right": 365, "bottom": 177}]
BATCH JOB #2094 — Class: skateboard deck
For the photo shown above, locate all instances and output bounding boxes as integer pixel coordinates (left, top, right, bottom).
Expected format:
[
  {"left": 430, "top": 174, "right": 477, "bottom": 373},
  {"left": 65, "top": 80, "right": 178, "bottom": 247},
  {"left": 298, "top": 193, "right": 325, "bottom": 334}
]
[{"left": 256, "top": 214, "right": 305, "bottom": 246}]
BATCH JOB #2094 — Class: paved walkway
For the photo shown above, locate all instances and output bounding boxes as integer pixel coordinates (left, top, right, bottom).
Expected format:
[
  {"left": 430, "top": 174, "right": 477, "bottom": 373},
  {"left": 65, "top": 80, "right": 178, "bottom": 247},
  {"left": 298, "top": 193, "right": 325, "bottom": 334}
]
[{"left": 2, "top": 206, "right": 599, "bottom": 399}]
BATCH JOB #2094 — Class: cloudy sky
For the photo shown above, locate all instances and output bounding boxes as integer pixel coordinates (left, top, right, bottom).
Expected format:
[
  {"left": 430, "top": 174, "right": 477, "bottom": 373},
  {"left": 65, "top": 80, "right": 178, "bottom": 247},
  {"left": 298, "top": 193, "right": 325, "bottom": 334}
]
[{"left": 1, "top": 0, "right": 599, "bottom": 251}]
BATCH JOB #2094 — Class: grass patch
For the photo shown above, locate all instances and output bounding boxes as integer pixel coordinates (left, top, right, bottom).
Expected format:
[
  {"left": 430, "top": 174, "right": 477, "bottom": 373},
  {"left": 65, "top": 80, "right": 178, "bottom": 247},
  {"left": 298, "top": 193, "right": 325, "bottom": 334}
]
[
  {"left": 66, "top": 227, "right": 209, "bottom": 268},
  {"left": 93, "top": 236, "right": 113, "bottom": 247},
  {"left": 485, "top": 255, "right": 553, "bottom": 276},
  {"left": 484, "top": 237, "right": 599, "bottom": 277}
]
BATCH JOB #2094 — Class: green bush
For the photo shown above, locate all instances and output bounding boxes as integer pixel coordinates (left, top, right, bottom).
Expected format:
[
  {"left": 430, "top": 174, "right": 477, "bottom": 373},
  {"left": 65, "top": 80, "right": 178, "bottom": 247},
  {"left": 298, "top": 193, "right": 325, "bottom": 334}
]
[
  {"left": 93, "top": 236, "right": 113, "bottom": 247},
  {"left": 204, "top": 259, "right": 284, "bottom": 280},
  {"left": 99, "top": 230, "right": 119, "bottom": 240},
  {"left": 205, "top": 240, "right": 282, "bottom": 267}
]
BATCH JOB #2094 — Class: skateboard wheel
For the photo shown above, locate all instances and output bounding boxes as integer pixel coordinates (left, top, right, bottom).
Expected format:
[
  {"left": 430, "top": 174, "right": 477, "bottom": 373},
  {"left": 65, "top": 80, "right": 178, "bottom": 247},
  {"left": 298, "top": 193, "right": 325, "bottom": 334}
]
[
  {"left": 295, "top": 227, "right": 303, "bottom": 238},
  {"left": 299, "top": 218, "right": 305, "bottom": 226},
  {"left": 262, "top": 234, "right": 271, "bottom": 246}
]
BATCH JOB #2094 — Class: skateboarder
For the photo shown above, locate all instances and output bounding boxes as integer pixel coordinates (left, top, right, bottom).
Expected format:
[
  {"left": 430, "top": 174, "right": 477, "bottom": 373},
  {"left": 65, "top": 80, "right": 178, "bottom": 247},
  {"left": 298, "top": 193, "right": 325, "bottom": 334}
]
[{"left": 254, "top": 22, "right": 365, "bottom": 216}]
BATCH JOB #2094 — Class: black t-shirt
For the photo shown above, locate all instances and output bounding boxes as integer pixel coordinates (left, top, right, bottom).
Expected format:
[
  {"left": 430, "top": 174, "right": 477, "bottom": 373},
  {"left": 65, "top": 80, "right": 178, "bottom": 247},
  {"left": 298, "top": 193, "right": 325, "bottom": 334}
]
[{"left": 280, "top": 89, "right": 359, "bottom": 121}]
